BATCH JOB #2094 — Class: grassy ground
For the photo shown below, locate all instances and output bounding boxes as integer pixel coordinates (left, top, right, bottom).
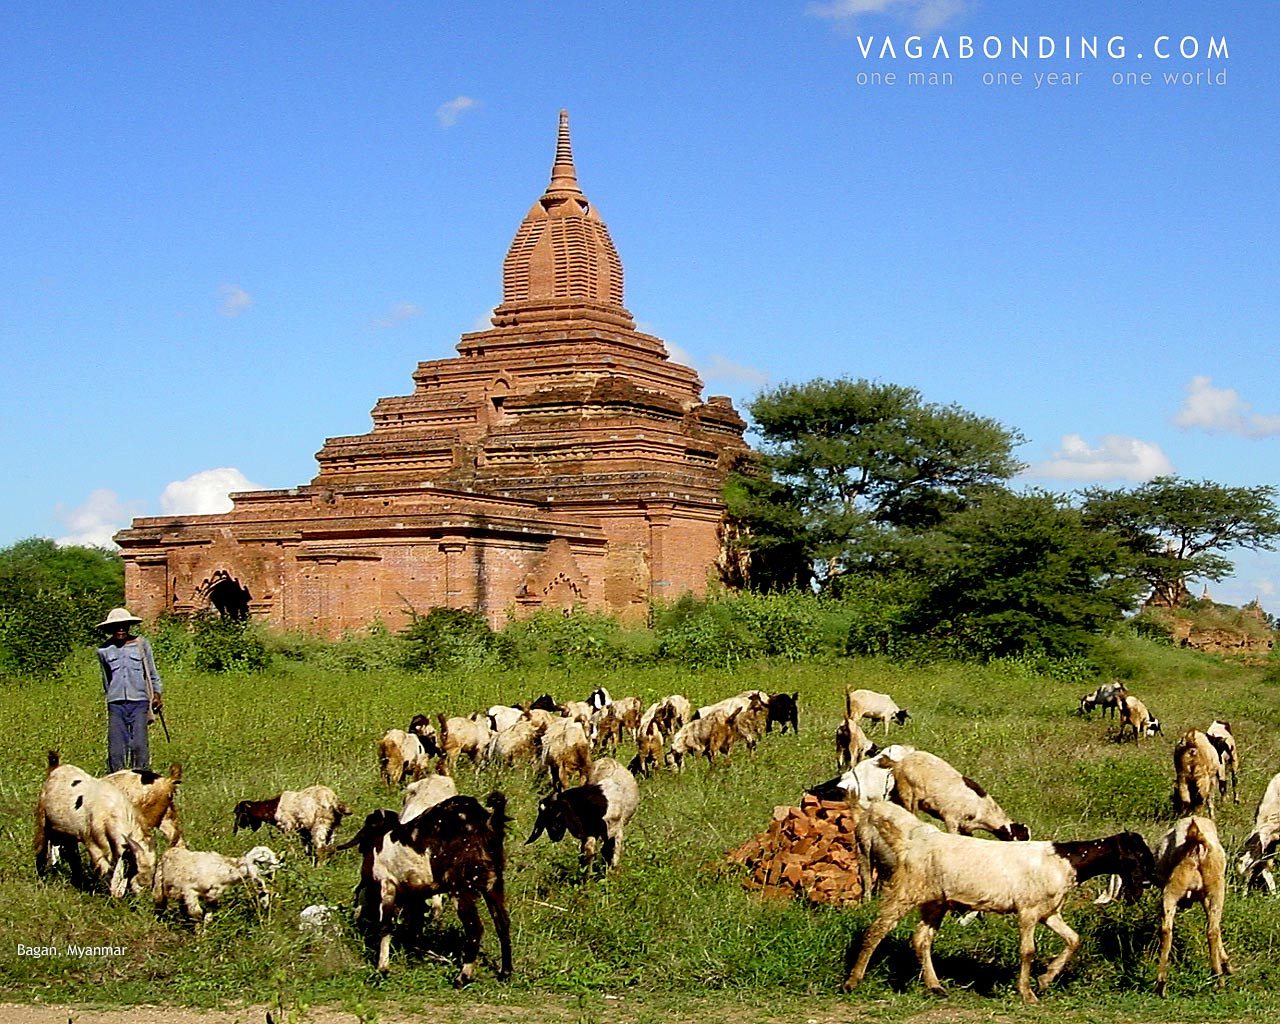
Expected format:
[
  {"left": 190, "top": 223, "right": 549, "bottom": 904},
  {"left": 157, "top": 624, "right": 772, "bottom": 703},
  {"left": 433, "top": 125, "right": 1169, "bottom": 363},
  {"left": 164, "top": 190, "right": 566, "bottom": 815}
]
[{"left": 3, "top": 637, "right": 1280, "bottom": 1023}]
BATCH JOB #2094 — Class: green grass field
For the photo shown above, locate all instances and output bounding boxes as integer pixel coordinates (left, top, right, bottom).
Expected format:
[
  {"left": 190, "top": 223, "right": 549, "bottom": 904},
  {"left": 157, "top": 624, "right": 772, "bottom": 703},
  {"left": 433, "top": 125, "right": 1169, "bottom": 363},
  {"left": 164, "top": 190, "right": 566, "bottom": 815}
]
[{"left": 3, "top": 637, "right": 1280, "bottom": 1023}]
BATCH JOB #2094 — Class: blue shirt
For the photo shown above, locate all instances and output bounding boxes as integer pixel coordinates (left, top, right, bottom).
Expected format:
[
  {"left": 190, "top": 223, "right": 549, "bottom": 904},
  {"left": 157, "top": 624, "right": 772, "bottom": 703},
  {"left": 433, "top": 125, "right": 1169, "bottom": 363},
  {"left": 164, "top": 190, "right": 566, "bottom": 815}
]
[{"left": 98, "top": 637, "right": 163, "bottom": 703}]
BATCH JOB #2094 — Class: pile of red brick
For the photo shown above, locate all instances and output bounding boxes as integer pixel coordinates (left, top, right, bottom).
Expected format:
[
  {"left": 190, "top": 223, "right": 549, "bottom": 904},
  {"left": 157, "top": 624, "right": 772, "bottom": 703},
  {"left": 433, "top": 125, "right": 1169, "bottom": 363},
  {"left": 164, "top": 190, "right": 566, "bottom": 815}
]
[{"left": 726, "top": 794, "right": 864, "bottom": 905}]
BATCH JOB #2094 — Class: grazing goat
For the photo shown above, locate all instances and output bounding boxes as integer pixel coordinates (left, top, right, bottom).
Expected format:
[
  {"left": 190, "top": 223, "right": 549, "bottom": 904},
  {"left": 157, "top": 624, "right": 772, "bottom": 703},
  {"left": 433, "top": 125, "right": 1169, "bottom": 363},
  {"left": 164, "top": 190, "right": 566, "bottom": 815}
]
[
  {"left": 1152, "top": 816, "right": 1232, "bottom": 997},
  {"left": 835, "top": 717, "right": 875, "bottom": 772},
  {"left": 1237, "top": 770, "right": 1280, "bottom": 892},
  {"left": 378, "top": 715, "right": 439, "bottom": 786},
  {"left": 806, "top": 744, "right": 916, "bottom": 808},
  {"left": 695, "top": 691, "right": 769, "bottom": 753},
  {"left": 487, "top": 704, "right": 525, "bottom": 735},
  {"left": 1117, "top": 694, "right": 1162, "bottom": 741},
  {"left": 843, "top": 799, "right": 1154, "bottom": 1004},
  {"left": 540, "top": 715, "right": 593, "bottom": 791},
  {"left": 666, "top": 711, "right": 738, "bottom": 770},
  {"left": 486, "top": 713, "right": 544, "bottom": 768},
  {"left": 1172, "top": 729, "right": 1222, "bottom": 817},
  {"left": 103, "top": 762, "right": 183, "bottom": 845},
  {"left": 1205, "top": 720, "right": 1239, "bottom": 803},
  {"left": 35, "top": 751, "right": 155, "bottom": 897},
  {"left": 342, "top": 793, "right": 512, "bottom": 984},
  {"left": 1078, "top": 680, "right": 1127, "bottom": 718},
  {"left": 845, "top": 688, "right": 910, "bottom": 735},
  {"left": 400, "top": 774, "right": 459, "bottom": 822},
  {"left": 591, "top": 696, "right": 641, "bottom": 750},
  {"left": 889, "top": 750, "right": 1029, "bottom": 841},
  {"left": 153, "top": 843, "right": 281, "bottom": 923},
  {"left": 627, "top": 719, "right": 664, "bottom": 777},
  {"left": 526, "top": 757, "right": 640, "bottom": 871},
  {"left": 765, "top": 692, "right": 799, "bottom": 735},
  {"left": 232, "top": 785, "right": 354, "bottom": 862},
  {"left": 639, "top": 694, "right": 692, "bottom": 741},
  {"left": 437, "top": 713, "right": 494, "bottom": 775}
]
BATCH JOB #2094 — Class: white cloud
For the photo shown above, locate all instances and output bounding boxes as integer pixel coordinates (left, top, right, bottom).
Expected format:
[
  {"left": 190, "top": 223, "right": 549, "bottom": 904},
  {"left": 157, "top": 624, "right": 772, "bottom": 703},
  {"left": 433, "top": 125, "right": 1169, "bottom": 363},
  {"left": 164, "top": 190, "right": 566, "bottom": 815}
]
[
  {"left": 1026, "top": 434, "right": 1175, "bottom": 482},
  {"left": 807, "top": 0, "right": 969, "bottom": 30},
  {"left": 703, "top": 354, "right": 770, "bottom": 387},
  {"left": 662, "top": 342, "right": 768, "bottom": 387},
  {"left": 1174, "top": 375, "right": 1280, "bottom": 438},
  {"left": 371, "top": 301, "right": 424, "bottom": 329},
  {"left": 217, "top": 283, "right": 253, "bottom": 318},
  {"left": 159, "top": 468, "right": 263, "bottom": 516},
  {"left": 55, "top": 489, "right": 144, "bottom": 549},
  {"left": 436, "top": 96, "right": 480, "bottom": 129}
]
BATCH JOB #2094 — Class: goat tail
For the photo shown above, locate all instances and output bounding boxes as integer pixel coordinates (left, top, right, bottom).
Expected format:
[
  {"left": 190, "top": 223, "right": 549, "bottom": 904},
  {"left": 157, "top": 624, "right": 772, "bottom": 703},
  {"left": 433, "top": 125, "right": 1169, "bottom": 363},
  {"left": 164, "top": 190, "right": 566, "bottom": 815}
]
[
  {"left": 46, "top": 749, "right": 61, "bottom": 773},
  {"left": 484, "top": 791, "right": 510, "bottom": 876}
]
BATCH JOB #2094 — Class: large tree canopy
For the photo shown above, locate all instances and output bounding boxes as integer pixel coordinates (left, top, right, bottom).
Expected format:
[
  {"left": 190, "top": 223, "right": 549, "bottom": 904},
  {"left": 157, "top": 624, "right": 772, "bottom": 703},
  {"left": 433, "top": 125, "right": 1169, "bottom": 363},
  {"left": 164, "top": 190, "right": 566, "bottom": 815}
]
[
  {"left": 1080, "top": 477, "right": 1280, "bottom": 605},
  {"left": 737, "top": 377, "right": 1025, "bottom": 586},
  {"left": 0, "top": 537, "right": 124, "bottom": 675},
  {"left": 896, "top": 489, "right": 1143, "bottom": 660}
]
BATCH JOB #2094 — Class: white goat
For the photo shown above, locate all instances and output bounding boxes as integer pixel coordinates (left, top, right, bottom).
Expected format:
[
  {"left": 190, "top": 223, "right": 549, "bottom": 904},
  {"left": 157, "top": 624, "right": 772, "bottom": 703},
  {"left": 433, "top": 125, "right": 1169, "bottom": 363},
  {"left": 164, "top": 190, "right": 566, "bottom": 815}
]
[
  {"left": 400, "top": 774, "right": 459, "bottom": 822},
  {"left": 843, "top": 799, "right": 1155, "bottom": 1004},
  {"left": 153, "top": 843, "right": 281, "bottom": 923},
  {"left": 834, "top": 744, "right": 917, "bottom": 808},
  {"left": 845, "top": 688, "right": 910, "bottom": 735},
  {"left": 34, "top": 752, "right": 155, "bottom": 897},
  {"left": 232, "top": 785, "right": 354, "bottom": 862},
  {"left": 1237, "top": 770, "right": 1280, "bottom": 892},
  {"left": 437, "top": 713, "right": 494, "bottom": 775},
  {"left": 888, "top": 749, "right": 1029, "bottom": 841}
]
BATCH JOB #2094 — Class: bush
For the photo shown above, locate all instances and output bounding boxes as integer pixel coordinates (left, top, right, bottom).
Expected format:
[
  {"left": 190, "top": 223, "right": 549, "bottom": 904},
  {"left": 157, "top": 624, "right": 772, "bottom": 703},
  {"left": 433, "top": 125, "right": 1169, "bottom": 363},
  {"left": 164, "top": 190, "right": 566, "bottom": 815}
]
[
  {"left": 401, "top": 607, "right": 513, "bottom": 671},
  {"left": 499, "top": 609, "right": 631, "bottom": 669},
  {"left": 190, "top": 613, "right": 271, "bottom": 673},
  {"left": 653, "top": 592, "right": 822, "bottom": 668}
]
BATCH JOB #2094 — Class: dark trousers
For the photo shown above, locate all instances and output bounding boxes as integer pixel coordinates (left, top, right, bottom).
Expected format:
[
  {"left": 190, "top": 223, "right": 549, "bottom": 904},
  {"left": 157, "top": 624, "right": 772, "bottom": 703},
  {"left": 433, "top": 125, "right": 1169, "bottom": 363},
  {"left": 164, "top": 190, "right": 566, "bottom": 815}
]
[{"left": 107, "top": 700, "right": 150, "bottom": 773}]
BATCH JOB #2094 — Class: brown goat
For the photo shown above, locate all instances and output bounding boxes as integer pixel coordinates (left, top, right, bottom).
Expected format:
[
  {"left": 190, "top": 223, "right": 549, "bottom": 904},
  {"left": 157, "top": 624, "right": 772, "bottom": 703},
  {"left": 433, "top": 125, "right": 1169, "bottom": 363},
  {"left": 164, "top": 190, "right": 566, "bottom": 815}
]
[
  {"left": 104, "top": 764, "right": 183, "bottom": 844},
  {"left": 1153, "top": 816, "right": 1232, "bottom": 997},
  {"left": 1173, "top": 729, "right": 1221, "bottom": 817}
]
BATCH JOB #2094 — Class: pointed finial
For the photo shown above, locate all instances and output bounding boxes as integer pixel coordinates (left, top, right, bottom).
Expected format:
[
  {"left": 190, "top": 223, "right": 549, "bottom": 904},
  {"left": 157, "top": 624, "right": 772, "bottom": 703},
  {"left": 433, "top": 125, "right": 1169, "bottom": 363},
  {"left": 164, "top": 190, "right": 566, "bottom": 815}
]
[{"left": 547, "top": 109, "right": 581, "bottom": 194}]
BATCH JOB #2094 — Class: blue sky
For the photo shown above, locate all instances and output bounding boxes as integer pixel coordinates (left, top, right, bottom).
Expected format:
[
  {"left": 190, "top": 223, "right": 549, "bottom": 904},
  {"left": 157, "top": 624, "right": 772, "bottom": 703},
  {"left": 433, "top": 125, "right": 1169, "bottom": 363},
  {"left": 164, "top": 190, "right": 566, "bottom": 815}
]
[{"left": 4, "top": 2, "right": 1277, "bottom": 610}]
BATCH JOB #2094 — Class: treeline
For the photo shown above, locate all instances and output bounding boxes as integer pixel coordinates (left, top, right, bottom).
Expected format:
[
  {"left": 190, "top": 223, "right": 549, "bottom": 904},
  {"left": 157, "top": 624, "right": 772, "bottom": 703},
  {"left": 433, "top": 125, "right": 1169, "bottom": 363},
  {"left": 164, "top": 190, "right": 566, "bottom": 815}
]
[{"left": 724, "top": 378, "right": 1280, "bottom": 661}]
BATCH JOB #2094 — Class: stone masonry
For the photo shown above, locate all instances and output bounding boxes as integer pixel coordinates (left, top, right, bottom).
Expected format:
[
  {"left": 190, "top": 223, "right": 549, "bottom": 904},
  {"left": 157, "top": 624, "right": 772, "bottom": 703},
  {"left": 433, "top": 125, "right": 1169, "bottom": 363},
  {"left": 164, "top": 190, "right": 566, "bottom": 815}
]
[{"left": 116, "top": 112, "right": 751, "bottom": 636}]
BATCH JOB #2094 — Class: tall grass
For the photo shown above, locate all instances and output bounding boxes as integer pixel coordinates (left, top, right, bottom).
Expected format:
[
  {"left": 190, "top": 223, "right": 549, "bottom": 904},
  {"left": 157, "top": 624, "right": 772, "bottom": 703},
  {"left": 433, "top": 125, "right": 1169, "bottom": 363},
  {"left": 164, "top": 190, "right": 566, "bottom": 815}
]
[{"left": 2, "top": 639, "right": 1279, "bottom": 1021}]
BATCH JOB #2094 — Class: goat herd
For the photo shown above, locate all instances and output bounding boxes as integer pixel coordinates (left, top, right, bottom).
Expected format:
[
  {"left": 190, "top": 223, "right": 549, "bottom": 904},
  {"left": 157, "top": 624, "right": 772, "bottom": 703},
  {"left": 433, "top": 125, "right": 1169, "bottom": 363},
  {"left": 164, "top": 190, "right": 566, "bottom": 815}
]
[{"left": 29, "top": 679, "right": 1280, "bottom": 1002}]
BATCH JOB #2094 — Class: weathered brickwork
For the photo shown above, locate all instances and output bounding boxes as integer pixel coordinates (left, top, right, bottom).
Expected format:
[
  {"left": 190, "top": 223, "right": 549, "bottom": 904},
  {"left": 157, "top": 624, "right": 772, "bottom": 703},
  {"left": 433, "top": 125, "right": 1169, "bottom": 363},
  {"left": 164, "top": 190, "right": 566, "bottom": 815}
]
[{"left": 117, "top": 112, "right": 750, "bottom": 635}]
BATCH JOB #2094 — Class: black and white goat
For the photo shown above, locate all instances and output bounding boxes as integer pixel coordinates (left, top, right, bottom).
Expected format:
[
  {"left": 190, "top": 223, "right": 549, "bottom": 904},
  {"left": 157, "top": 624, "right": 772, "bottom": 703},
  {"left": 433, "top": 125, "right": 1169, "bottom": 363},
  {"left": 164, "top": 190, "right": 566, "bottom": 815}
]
[
  {"left": 525, "top": 757, "right": 640, "bottom": 872},
  {"left": 341, "top": 792, "right": 512, "bottom": 984},
  {"left": 1077, "top": 680, "right": 1127, "bottom": 718}
]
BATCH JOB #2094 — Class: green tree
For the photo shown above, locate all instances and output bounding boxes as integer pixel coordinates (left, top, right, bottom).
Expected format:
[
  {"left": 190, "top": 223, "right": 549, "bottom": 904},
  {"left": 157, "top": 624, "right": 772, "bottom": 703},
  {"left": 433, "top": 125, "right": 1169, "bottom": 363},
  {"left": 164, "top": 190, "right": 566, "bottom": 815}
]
[
  {"left": 737, "top": 378, "right": 1025, "bottom": 587},
  {"left": 1080, "top": 477, "right": 1280, "bottom": 605},
  {"left": 0, "top": 538, "right": 124, "bottom": 675},
  {"left": 895, "top": 490, "right": 1141, "bottom": 660}
]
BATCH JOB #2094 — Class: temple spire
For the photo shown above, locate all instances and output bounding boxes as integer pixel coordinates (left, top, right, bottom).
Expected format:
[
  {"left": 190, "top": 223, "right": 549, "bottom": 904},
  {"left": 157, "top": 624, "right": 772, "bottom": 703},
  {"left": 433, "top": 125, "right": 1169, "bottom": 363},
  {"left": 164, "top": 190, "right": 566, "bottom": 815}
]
[
  {"left": 547, "top": 109, "right": 582, "bottom": 195},
  {"left": 492, "top": 110, "right": 632, "bottom": 329}
]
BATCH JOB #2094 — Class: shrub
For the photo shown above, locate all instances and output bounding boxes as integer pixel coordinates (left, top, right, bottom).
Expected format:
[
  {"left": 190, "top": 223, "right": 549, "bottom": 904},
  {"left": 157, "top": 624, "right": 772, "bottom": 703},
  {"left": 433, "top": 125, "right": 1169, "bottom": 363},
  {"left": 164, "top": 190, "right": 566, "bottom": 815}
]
[
  {"left": 653, "top": 591, "right": 822, "bottom": 668},
  {"left": 401, "top": 607, "right": 513, "bottom": 671},
  {"left": 500, "top": 609, "right": 629, "bottom": 669},
  {"left": 190, "top": 613, "right": 271, "bottom": 673}
]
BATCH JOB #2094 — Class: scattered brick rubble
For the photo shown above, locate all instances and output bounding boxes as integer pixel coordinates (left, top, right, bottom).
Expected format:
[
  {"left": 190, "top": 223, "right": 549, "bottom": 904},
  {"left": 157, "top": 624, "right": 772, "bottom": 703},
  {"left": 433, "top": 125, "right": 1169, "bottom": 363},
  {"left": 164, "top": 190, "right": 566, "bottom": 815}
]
[{"left": 726, "top": 794, "right": 864, "bottom": 905}]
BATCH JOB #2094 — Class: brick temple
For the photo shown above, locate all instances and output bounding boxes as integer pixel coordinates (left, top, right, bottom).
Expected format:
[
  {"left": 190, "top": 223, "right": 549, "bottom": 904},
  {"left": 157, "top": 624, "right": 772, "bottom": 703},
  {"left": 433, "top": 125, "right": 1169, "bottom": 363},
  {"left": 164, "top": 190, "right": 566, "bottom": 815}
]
[{"left": 117, "top": 112, "right": 751, "bottom": 635}]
